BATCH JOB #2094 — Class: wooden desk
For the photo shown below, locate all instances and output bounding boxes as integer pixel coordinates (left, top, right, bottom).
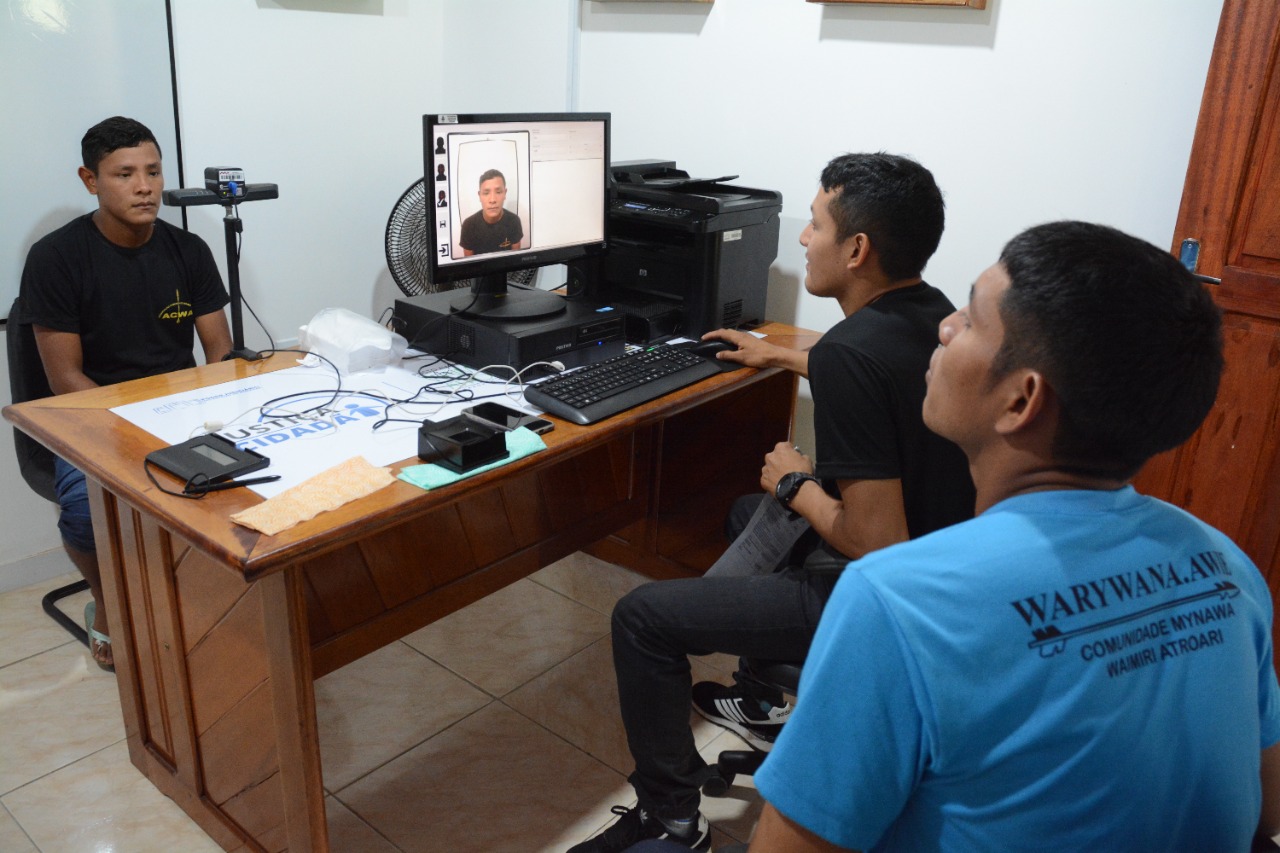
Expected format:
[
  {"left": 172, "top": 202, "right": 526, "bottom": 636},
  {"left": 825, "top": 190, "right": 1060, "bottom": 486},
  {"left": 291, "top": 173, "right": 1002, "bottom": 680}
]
[{"left": 3, "top": 323, "right": 813, "bottom": 851}]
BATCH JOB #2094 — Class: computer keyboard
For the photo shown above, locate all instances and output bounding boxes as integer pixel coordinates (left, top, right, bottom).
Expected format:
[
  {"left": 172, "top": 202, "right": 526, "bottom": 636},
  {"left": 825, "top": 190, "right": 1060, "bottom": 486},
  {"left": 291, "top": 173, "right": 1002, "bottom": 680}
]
[{"left": 524, "top": 346, "right": 722, "bottom": 425}]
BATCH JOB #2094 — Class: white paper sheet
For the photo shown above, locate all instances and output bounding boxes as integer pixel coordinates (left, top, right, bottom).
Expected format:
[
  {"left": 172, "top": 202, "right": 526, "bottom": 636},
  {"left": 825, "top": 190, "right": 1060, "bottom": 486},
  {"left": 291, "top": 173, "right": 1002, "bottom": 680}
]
[{"left": 110, "top": 358, "right": 540, "bottom": 498}]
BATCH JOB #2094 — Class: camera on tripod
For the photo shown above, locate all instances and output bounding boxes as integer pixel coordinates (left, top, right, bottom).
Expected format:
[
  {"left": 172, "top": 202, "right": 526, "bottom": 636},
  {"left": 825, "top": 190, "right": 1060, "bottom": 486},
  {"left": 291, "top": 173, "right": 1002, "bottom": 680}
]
[
  {"left": 205, "top": 167, "right": 248, "bottom": 200},
  {"left": 163, "top": 168, "right": 278, "bottom": 207},
  {"left": 160, "top": 168, "right": 281, "bottom": 362}
]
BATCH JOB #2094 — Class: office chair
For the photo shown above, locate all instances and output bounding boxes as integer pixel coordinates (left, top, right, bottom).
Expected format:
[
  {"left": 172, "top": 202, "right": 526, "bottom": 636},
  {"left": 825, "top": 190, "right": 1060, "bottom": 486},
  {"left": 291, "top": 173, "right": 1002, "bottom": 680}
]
[
  {"left": 701, "top": 656, "right": 803, "bottom": 796},
  {"left": 5, "top": 298, "right": 91, "bottom": 644}
]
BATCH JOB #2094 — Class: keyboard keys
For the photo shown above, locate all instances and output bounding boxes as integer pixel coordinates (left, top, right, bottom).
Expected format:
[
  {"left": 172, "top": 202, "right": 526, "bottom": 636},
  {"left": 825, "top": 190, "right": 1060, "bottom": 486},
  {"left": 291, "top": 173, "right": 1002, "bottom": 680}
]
[{"left": 525, "top": 347, "right": 721, "bottom": 425}]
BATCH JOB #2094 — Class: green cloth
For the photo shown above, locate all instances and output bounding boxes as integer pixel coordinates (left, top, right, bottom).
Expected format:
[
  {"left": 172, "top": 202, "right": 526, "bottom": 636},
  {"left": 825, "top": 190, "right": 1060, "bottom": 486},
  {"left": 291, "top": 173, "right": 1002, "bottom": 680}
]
[{"left": 398, "top": 426, "right": 547, "bottom": 491}]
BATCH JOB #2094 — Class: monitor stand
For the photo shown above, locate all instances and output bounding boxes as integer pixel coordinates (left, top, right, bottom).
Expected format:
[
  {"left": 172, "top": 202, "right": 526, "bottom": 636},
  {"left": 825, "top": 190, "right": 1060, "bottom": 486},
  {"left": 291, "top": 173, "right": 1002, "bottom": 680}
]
[{"left": 446, "top": 273, "right": 566, "bottom": 321}]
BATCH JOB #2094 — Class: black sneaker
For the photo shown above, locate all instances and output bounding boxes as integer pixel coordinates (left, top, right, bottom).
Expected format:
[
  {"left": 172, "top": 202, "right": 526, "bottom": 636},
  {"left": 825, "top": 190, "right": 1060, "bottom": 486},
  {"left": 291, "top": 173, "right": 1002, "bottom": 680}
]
[
  {"left": 567, "top": 805, "right": 711, "bottom": 853},
  {"left": 692, "top": 680, "right": 791, "bottom": 752}
]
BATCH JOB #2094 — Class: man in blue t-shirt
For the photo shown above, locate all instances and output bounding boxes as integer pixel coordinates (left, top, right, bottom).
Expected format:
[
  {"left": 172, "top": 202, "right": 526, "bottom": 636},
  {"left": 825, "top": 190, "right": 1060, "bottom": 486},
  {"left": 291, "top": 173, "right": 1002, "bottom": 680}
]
[
  {"left": 751, "top": 221, "right": 1280, "bottom": 851},
  {"left": 17, "top": 116, "right": 231, "bottom": 671}
]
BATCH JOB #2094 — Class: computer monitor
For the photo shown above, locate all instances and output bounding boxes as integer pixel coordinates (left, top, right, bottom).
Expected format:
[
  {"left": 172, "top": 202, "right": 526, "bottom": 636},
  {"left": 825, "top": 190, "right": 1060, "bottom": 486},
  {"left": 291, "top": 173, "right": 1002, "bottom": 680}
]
[{"left": 424, "top": 112, "right": 610, "bottom": 321}]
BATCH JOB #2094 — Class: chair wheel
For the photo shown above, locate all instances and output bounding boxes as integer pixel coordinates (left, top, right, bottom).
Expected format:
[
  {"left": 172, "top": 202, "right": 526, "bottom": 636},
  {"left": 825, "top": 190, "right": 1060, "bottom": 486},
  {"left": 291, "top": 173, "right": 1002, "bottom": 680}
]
[{"left": 701, "top": 767, "right": 734, "bottom": 797}]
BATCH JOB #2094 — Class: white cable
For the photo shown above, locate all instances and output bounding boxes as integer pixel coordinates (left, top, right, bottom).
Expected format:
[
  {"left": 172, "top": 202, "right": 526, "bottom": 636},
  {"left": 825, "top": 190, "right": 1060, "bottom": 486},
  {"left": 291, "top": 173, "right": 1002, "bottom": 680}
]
[{"left": 500, "top": 361, "right": 567, "bottom": 404}]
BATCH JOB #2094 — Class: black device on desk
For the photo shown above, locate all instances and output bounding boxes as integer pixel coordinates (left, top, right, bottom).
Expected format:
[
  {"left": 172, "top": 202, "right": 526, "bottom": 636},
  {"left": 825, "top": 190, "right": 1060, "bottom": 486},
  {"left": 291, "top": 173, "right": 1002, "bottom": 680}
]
[
  {"left": 590, "top": 160, "right": 782, "bottom": 344},
  {"left": 146, "top": 434, "right": 268, "bottom": 483},
  {"left": 144, "top": 434, "right": 275, "bottom": 495},
  {"left": 464, "top": 402, "right": 554, "bottom": 435},
  {"left": 398, "top": 292, "right": 625, "bottom": 373},
  {"left": 523, "top": 345, "right": 720, "bottom": 425},
  {"left": 417, "top": 415, "right": 508, "bottom": 473}
]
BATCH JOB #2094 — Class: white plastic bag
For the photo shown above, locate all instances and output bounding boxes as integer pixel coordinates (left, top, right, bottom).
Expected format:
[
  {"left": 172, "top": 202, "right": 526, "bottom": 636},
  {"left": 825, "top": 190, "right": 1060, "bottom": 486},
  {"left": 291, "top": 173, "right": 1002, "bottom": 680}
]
[{"left": 298, "top": 307, "right": 407, "bottom": 374}]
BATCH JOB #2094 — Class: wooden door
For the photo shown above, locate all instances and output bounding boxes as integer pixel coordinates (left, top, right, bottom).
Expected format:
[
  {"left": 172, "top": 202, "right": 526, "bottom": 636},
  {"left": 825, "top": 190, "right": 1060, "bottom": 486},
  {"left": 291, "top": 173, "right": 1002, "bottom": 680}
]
[{"left": 1133, "top": 1, "right": 1280, "bottom": 599}]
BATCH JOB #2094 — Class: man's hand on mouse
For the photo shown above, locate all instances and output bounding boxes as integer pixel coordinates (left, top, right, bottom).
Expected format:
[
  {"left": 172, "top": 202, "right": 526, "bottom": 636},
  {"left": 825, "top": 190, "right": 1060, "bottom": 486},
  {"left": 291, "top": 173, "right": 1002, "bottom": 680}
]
[
  {"left": 701, "top": 329, "right": 775, "bottom": 368},
  {"left": 701, "top": 328, "right": 814, "bottom": 377}
]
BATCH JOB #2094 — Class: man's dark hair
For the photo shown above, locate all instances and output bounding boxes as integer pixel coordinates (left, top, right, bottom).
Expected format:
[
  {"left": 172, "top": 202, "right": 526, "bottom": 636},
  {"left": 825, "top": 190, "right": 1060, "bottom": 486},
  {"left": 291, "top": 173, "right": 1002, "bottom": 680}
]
[
  {"left": 819, "top": 153, "right": 945, "bottom": 281},
  {"left": 478, "top": 169, "right": 506, "bottom": 188},
  {"left": 994, "top": 221, "right": 1223, "bottom": 480},
  {"left": 81, "top": 116, "right": 160, "bottom": 174}
]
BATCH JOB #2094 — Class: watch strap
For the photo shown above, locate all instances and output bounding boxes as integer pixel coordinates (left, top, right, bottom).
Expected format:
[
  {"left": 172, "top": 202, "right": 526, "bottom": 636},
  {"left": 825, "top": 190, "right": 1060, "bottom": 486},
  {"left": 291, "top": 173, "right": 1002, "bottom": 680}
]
[{"left": 776, "top": 472, "right": 819, "bottom": 509}]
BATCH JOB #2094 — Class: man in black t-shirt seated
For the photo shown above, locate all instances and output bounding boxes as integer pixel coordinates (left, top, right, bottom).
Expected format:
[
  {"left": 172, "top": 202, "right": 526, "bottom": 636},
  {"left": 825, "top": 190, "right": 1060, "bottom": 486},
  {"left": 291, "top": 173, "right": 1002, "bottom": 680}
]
[
  {"left": 566, "top": 153, "right": 976, "bottom": 853},
  {"left": 458, "top": 168, "right": 523, "bottom": 255},
  {"left": 18, "top": 116, "right": 232, "bottom": 672}
]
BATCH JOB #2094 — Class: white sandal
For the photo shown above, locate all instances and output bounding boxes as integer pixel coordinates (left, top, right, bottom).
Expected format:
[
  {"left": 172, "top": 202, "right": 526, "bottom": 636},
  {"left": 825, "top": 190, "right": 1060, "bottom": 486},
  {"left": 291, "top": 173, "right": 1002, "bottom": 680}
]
[{"left": 83, "top": 601, "right": 115, "bottom": 672}]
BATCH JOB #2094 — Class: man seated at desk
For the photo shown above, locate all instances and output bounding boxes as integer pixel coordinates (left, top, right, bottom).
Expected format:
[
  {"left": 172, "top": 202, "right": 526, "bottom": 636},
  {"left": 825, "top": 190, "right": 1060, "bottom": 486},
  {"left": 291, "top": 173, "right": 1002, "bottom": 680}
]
[
  {"left": 568, "top": 153, "right": 975, "bottom": 852},
  {"left": 17, "top": 115, "right": 232, "bottom": 671},
  {"left": 750, "top": 221, "right": 1280, "bottom": 851}
]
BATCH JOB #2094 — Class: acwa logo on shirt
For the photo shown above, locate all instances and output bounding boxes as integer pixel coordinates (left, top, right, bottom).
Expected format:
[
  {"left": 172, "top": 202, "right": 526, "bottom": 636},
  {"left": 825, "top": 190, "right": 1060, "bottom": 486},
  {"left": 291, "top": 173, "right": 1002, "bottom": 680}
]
[{"left": 159, "top": 289, "right": 194, "bottom": 323}]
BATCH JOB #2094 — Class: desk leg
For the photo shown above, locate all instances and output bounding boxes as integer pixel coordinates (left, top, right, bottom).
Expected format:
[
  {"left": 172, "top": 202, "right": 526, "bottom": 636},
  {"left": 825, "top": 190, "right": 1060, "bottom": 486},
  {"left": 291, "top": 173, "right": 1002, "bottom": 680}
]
[
  {"left": 261, "top": 569, "right": 329, "bottom": 851},
  {"left": 91, "top": 482, "right": 330, "bottom": 852}
]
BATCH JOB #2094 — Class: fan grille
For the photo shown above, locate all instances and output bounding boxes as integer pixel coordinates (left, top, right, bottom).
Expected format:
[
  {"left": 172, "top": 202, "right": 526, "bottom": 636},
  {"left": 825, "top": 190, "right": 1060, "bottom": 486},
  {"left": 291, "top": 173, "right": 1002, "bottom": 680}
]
[{"left": 386, "top": 179, "right": 445, "bottom": 296}]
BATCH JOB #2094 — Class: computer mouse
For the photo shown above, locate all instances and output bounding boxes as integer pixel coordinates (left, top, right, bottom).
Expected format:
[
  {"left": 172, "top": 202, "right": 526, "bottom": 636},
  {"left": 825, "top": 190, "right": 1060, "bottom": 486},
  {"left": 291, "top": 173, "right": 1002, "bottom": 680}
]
[{"left": 687, "top": 339, "right": 737, "bottom": 358}]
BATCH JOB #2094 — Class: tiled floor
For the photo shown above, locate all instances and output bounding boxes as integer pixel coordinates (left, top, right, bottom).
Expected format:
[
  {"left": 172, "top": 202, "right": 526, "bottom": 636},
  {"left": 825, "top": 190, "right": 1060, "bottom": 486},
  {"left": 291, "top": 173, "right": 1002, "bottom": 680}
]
[{"left": 0, "top": 552, "right": 763, "bottom": 852}]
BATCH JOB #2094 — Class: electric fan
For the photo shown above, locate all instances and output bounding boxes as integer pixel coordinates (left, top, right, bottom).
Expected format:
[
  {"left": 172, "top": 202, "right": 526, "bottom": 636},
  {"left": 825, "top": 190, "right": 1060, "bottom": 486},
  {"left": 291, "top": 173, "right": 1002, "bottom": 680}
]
[
  {"left": 385, "top": 179, "right": 444, "bottom": 296},
  {"left": 384, "top": 179, "right": 536, "bottom": 296}
]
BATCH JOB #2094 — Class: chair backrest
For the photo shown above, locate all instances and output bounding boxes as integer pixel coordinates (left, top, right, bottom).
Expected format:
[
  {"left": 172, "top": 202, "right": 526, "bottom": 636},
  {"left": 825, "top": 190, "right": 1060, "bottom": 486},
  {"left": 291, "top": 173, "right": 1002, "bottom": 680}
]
[
  {"left": 743, "top": 658, "right": 803, "bottom": 695},
  {"left": 6, "top": 297, "right": 57, "bottom": 502}
]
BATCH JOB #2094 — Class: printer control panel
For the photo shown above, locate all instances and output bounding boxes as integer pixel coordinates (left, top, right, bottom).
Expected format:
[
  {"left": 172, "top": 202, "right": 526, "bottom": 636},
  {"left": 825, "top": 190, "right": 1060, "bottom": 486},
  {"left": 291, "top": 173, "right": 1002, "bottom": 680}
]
[{"left": 611, "top": 198, "right": 699, "bottom": 222}]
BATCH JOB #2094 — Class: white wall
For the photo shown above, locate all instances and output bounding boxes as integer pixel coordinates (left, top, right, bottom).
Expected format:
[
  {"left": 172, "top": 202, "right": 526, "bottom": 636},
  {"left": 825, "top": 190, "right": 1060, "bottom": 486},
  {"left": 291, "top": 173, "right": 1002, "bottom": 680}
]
[
  {"left": 577, "top": 0, "right": 1221, "bottom": 447},
  {"left": 441, "top": 0, "right": 578, "bottom": 113},
  {"left": 168, "top": 0, "right": 576, "bottom": 352},
  {"left": 168, "top": 0, "right": 446, "bottom": 349}
]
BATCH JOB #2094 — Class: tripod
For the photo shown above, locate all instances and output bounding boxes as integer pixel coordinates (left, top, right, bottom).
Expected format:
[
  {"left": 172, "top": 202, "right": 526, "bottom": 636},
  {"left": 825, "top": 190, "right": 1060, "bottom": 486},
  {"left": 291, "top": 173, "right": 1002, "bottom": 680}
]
[
  {"left": 220, "top": 205, "right": 262, "bottom": 362},
  {"left": 162, "top": 177, "right": 279, "bottom": 362}
]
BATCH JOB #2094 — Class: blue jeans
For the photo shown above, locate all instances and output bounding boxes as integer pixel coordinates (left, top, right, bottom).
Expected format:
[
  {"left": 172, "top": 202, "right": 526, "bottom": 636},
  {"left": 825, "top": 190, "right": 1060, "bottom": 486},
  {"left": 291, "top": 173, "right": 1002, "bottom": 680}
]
[
  {"left": 611, "top": 566, "right": 838, "bottom": 819},
  {"left": 53, "top": 457, "right": 95, "bottom": 553}
]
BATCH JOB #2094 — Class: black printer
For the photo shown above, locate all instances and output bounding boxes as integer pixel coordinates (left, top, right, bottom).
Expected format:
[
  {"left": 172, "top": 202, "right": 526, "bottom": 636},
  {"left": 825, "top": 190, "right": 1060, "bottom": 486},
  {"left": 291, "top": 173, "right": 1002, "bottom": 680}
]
[{"left": 586, "top": 160, "right": 782, "bottom": 343}]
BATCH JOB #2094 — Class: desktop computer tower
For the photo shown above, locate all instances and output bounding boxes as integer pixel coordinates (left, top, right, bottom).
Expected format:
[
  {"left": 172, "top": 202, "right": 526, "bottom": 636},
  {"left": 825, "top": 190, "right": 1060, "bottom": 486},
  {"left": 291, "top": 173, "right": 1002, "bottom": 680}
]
[
  {"left": 587, "top": 161, "right": 782, "bottom": 343},
  {"left": 395, "top": 290, "right": 626, "bottom": 374}
]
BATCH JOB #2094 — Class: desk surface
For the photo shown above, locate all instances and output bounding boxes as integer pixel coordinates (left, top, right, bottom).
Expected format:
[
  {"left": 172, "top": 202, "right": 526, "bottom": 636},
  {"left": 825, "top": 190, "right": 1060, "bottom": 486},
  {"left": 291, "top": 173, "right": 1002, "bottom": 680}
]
[
  {"left": 5, "top": 322, "right": 819, "bottom": 582},
  {"left": 3, "top": 321, "right": 816, "bottom": 852}
]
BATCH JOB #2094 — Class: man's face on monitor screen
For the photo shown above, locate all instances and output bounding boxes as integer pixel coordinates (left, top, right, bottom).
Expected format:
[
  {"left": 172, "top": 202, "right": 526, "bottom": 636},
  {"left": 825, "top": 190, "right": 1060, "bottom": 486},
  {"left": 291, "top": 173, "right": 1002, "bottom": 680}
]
[{"left": 478, "top": 177, "right": 507, "bottom": 222}]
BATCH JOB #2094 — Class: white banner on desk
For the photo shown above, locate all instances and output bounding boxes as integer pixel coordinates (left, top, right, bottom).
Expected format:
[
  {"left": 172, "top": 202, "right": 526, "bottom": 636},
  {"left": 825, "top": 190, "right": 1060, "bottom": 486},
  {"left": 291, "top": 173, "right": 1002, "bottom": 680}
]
[{"left": 110, "top": 360, "right": 537, "bottom": 498}]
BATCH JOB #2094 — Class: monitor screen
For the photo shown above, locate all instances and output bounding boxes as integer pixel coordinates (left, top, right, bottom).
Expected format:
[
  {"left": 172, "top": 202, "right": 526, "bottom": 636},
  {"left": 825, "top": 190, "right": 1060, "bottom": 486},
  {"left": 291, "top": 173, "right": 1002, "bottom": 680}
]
[{"left": 424, "top": 112, "right": 610, "bottom": 320}]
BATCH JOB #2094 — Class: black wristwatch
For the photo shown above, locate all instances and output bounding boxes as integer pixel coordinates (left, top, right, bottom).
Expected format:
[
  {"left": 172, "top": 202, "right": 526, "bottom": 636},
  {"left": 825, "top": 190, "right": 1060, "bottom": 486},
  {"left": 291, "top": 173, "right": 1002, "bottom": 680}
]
[{"left": 775, "top": 472, "right": 819, "bottom": 511}]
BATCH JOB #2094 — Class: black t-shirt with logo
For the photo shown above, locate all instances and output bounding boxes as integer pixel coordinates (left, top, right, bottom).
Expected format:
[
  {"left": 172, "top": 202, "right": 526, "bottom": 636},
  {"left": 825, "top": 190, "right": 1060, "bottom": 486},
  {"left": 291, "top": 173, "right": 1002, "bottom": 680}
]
[
  {"left": 19, "top": 213, "right": 229, "bottom": 387},
  {"left": 459, "top": 208, "right": 523, "bottom": 254}
]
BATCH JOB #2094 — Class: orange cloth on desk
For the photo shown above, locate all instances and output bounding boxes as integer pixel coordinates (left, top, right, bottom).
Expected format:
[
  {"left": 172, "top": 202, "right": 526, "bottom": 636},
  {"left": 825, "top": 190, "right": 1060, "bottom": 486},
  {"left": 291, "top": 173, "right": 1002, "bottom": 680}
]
[{"left": 230, "top": 456, "right": 395, "bottom": 536}]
